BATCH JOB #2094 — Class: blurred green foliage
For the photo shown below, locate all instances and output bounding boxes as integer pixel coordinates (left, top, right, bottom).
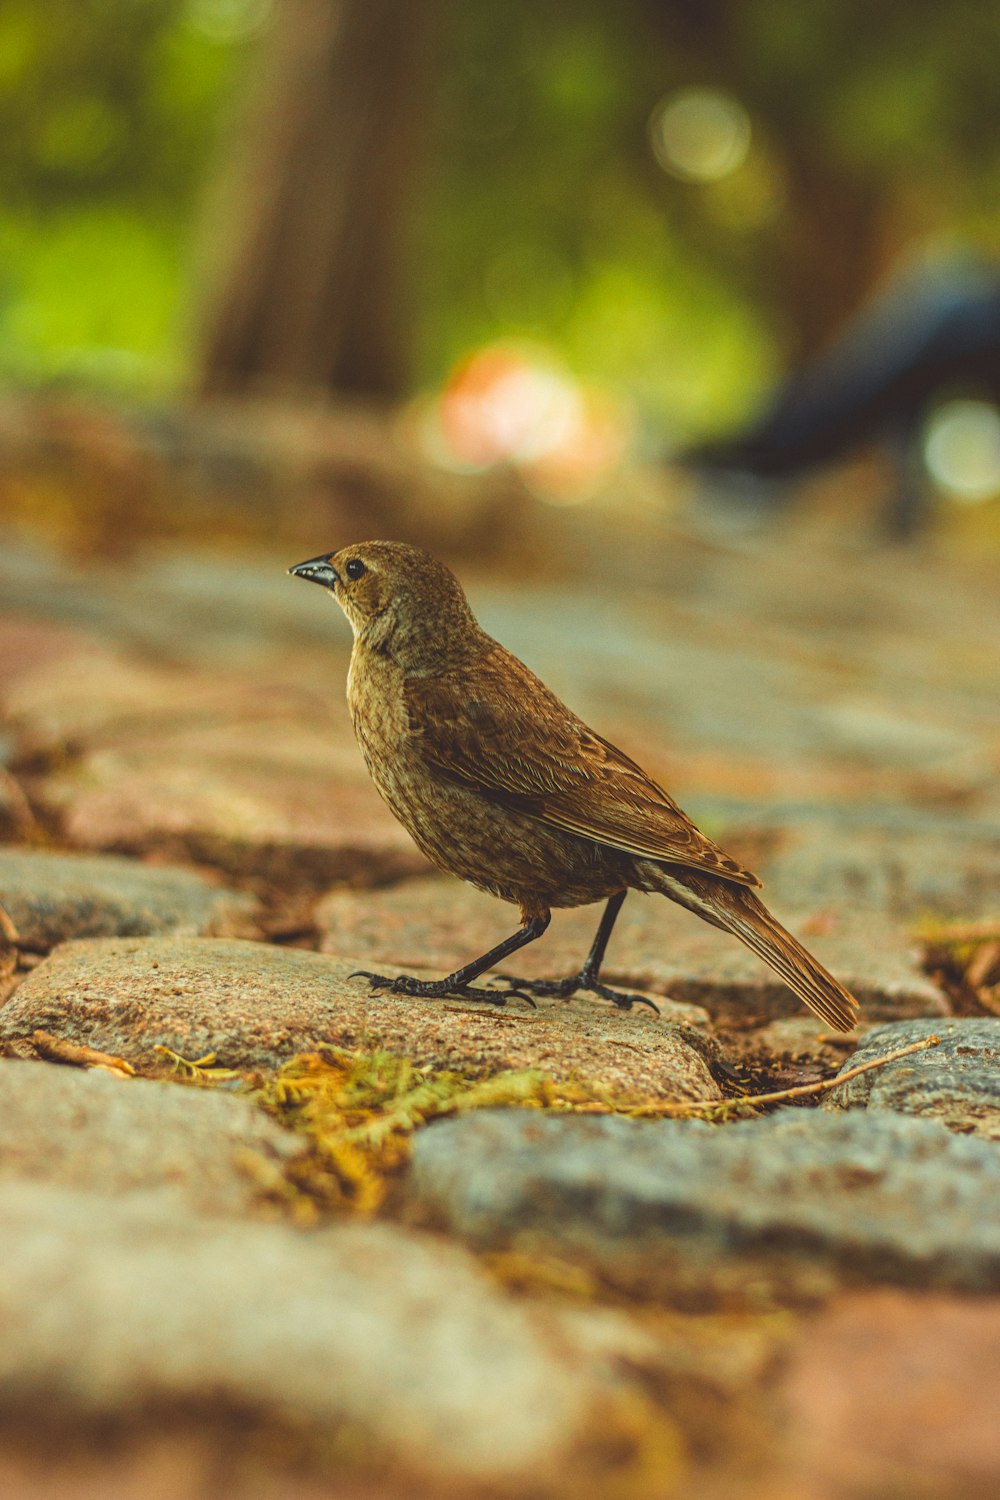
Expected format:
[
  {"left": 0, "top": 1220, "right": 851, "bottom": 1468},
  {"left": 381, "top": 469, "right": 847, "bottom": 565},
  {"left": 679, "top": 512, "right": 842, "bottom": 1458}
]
[
  {"left": 0, "top": 0, "right": 247, "bottom": 390},
  {"left": 420, "top": 0, "right": 1000, "bottom": 434},
  {"left": 2, "top": 0, "right": 1000, "bottom": 434},
  {"left": 418, "top": 5, "right": 775, "bottom": 437}
]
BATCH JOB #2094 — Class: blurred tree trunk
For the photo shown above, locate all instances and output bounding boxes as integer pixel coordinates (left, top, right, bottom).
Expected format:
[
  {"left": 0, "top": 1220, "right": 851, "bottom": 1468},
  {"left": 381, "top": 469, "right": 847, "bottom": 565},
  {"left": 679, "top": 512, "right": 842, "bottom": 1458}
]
[
  {"left": 777, "top": 143, "right": 894, "bottom": 363},
  {"left": 197, "top": 0, "right": 442, "bottom": 401}
]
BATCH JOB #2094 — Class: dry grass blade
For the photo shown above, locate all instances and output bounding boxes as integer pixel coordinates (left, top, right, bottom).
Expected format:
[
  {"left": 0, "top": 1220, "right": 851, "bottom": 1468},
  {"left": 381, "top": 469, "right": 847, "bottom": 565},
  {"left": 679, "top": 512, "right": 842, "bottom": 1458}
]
[
  {"left": 967, "top": 941, "right": 1000, "bottom": 991},
  {"left": 920, "top": 919, "right": 1000, "bottom": 946}
]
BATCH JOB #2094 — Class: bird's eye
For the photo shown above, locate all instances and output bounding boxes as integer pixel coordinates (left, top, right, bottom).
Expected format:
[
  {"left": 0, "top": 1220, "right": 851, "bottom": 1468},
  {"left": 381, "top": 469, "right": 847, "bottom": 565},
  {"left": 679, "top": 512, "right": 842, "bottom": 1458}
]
[{"left": 344, "top": 558, "right": 366, "bottom": 580}]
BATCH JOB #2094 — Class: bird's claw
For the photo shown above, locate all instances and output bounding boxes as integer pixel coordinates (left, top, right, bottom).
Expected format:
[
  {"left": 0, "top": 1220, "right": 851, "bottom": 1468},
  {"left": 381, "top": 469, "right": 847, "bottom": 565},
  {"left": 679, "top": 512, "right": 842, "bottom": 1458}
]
[
  {"left": 592, "top": 983, "right": 660, "bottom": 1015},
  {"left": 496, "top": 972, "right": 660, "bottom": 1015},
  {"left": 349, "top": 968, "right": 395, "bottom": 996},
  {"left": 347, "top": 966, "right": 656, "bottom": 1013},
  {"left": 485, "top": 980, "right": 537, "bottom": 1009},
  {"left": 349, "top": 969, "right": 535, "bottom": 1009}
]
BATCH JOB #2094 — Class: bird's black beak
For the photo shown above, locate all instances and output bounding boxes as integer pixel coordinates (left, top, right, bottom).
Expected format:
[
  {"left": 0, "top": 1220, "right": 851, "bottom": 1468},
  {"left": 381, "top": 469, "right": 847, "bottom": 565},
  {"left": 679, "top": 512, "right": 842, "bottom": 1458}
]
[{"left": 289, "top": 554, "right": 340, "bottom": 589}]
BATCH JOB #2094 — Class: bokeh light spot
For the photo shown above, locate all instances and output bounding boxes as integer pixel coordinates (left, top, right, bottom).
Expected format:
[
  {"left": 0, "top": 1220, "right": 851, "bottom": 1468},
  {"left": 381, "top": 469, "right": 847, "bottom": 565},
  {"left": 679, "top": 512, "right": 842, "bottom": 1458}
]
[
  {"left": 416, "top": 343, "right": 629, "bottom": 502},
  {"left": 923, "top": 399, "right": 1000, "bottom": 503},
  {"left": 186, "top": 0, "right": 273, "bottom": 43},
  {"left": 649, "top": 88, "right": 751, "bottom": 183}
]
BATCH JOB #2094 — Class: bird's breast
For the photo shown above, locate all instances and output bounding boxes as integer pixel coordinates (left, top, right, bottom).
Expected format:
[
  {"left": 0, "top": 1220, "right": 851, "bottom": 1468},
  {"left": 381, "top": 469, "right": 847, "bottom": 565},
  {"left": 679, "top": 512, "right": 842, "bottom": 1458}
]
[
  {"left": 345, "top": 642, "right": 630, "bottom": 910},
  {"left": 347, "top": 646, "right": 453, "bottom": 850},
  {"left": 347, "top": 646, "right": 413, "bottom": 790}
]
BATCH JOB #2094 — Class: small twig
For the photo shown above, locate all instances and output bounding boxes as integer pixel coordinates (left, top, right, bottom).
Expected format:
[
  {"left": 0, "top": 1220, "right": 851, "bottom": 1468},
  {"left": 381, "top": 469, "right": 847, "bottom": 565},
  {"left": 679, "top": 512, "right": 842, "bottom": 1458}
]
[
  {"left": 732, "top": 1033, "right": 941, "bottom": 1106},
  {"left": 630, "top": 1034, "right": 942, "bottom": 1118},
  {"left": 32, "top": 1030, "right": 135, "bottom": 1077}
]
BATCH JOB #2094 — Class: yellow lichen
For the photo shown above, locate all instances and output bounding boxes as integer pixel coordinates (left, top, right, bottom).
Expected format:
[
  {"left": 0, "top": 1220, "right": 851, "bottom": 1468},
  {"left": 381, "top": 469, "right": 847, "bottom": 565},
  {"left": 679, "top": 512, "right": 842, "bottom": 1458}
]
[
  {"left": 257, "top": 1046, "right": 556, "bottom": 1213},
  {"left": 154, "top": 1044, "right": 246, "bottom": 1083}
]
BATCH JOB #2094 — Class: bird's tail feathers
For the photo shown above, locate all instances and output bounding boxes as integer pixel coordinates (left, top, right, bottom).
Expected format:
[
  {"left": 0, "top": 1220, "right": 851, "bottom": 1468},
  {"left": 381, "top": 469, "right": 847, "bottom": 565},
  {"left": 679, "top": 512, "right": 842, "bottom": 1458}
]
[
  {"left": 647, "top": 866, "right": 860, "bottom": 1033},
  {"left": 722, "top": 889, "right": 860, "bottom": 1032}
]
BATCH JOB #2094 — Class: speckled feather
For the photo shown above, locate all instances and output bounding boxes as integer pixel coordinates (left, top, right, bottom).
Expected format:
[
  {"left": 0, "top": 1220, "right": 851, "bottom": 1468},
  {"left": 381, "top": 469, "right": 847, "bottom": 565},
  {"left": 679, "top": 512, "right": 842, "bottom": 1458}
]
[
  {"left": 305, "top": 540, "right": 859, "bottom": 1032},
  {"left": 404, "top": 645, "right": 759, "bottom": 885}
]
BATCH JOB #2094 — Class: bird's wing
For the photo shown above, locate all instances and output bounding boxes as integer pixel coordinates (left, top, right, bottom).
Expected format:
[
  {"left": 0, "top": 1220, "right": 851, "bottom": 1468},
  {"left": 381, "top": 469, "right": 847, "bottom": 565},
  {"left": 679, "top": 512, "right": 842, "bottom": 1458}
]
[{"left": 404, "top": 647, "right": 761, "bottom": 888}]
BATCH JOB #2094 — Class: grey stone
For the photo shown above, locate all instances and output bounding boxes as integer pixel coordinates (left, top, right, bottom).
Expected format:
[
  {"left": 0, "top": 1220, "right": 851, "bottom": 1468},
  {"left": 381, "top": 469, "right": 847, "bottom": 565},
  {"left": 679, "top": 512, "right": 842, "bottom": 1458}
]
[
  {"left": 0, "top": 936, "right": 720, "bottom": 1099},
  {"left": 3, "top": 641, "right": 184, "bottom": 756},
  {"left": 0, "top": 1181, "right": 593, "bottom": 1485},
  {"left": 0, "top": 1058, "right": 305, "bottom": 1215},
  {"left": 760, "top": 823, "right": 1000, "bottom": 922},
  {"left": 405, "top": 1108, "right": 1000, "bottom": 1303},
  {"left": 812, "top": 699, "right": 980, "bottom": 771},
  {"left": 0, "top": 847, "right": 254, "bottom": 949},
  {"left": 824, "top": 1018, "right": 1000, "bottom": 1138},
  {"left": 473, "top": 569, "right": 998, "bottom": 793}
]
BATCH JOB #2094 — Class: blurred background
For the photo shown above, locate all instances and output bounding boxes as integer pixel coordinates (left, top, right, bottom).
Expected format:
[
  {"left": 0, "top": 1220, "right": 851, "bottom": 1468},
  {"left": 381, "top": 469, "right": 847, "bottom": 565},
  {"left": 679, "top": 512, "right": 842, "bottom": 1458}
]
[
  {"left": 3, "top": 16, "right": 1000, "bottom": 1498},
  {"left": 2, "top": 0, "right": 1000, "bottom": 555}
]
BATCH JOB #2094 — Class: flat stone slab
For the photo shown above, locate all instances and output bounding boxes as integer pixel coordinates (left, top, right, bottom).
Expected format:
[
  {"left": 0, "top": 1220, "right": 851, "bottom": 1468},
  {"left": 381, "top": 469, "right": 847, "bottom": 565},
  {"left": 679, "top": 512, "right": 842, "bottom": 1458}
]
[
  {"left": 0, "top": 936, "right": 719, "bottom": 1100},
  {"left": 0, "top": 615, "right": 104, "bottom": 698},
  {"left": 825, "top": 1018, "right": 1000, "bottom": 1138},
  {"left": 475, "top": 572, "right": 998, "bottom": 789},
  {"left": 0, "top": 1182, "right": 598, "bottom": 1487},
  {"left": 3, "top": 640, "right": 188, "bottom": 756},
  {"left": 37, "top": 717, "right": 427, "bottom": 887},
  {"left": 405, "top": 1108, "right": 1000, "bottom": 1303},
  {"left": 0, "top": 1058, "right": 305, "bottom": 1216},
  {"left": 316, "top": 875, "right": 947, "bottom": 1026},
  {"left": 0, "top": 626, "right": 426, "bottom": 886},
  {"left": 0, "top": 847, "right": 254, "bottom": 948}
]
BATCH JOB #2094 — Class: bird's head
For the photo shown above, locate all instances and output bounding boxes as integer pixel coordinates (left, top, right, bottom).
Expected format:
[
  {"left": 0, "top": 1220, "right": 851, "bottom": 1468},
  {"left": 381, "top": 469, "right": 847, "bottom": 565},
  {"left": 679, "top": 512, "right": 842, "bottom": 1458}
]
[{"left": 289, "top": 540, "right": 486, "bottom": 669}]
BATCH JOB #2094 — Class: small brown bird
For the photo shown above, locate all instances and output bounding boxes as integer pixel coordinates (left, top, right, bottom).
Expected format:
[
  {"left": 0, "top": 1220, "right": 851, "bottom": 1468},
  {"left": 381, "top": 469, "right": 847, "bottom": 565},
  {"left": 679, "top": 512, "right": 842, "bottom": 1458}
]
[{"left": 290, "top": 541, "right": 859, "bottom": 1031}]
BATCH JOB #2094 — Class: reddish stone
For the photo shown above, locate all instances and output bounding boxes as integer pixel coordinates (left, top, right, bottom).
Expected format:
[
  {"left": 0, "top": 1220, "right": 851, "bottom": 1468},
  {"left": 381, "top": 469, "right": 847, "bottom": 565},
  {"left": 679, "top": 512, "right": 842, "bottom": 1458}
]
[
  {"left": 783, "top": 1289, "right": 1000, "bottom": 1494},
  {"left": 0, "top": 616, "right": 100, "bottom": 694},
  {"left": 28, "top": 695, "right": 426, "bottom": 885}
]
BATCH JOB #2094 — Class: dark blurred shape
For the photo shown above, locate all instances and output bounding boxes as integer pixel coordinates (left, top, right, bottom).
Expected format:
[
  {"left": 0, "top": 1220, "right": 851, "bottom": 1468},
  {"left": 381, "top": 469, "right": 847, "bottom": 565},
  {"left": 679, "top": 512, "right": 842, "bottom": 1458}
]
[{"left": 684, "top": 258, "right": 1000, "bottom": 538}]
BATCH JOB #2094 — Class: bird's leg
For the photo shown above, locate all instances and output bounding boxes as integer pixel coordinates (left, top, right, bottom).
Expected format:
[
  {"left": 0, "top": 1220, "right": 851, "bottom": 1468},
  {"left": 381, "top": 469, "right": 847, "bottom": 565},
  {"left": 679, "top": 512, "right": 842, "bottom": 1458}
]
[
  {"left": 351, "top": 913, "right": 550, "bottom": 1006},
  {"left": 497, "top": 891, "right": 659, "bottom": 1013}
]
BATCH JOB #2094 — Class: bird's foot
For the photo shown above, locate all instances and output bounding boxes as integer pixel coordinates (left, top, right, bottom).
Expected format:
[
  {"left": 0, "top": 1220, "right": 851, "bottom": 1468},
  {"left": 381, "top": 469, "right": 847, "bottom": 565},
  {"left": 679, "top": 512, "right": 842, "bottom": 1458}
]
[
  {"left": 494, "top": 973, "right": 577, "bottom": 1000},
  {"left": 350, "top": 970, "right": 536, "bottom": 1008},
  {"left": 495, "top": 972, "right": 660, "bottom": 1014}
]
